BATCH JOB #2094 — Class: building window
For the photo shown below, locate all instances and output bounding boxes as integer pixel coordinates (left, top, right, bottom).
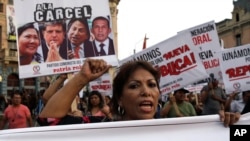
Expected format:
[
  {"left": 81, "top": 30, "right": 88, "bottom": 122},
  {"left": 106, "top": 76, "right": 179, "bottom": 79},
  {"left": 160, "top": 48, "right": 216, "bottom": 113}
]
[
  {"left": 236, "top": 13, "right": 240, "bottom": 22},
  {"left": 9, "top": 49, "right": 16, "bottom": 57},
  {"left": 0, "top": 3, "right": 3, "bottom": 13},
  {"left": 8, "top": 42, "right": 17, "bottom": 50},
  {"left": 8, "top": 0, "right": 13, "bottom": 5},
  {"left": 236, "top": 34, "right": 241, "bottom": 46}
]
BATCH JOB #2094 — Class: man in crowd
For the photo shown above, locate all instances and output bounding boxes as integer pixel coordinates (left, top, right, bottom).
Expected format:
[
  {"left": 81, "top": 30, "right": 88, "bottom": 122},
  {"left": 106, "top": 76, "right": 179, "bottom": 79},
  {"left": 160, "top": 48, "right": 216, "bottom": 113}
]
[
  {"left": 241, "top": 90, "right": 250, "bottom": 114},
  {"left": 201, "top": 79, "right": 227, "bottom": 115},
  {"left": 160, "top": 88, "right": 197, "bottom": 118},
  {"left": 0, "top": 92, "right": 33, "bottom": 129},
  {"left": 225, "top": 90, "right": 250, "bottom": 113}
]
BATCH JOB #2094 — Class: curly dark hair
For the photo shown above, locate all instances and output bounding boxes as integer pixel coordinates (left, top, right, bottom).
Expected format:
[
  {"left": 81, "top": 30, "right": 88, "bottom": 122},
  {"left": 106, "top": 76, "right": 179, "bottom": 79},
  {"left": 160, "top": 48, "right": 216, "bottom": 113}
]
[
  {"left": 110, "top": 60, "right": 161, "bottom": 117},
  {"left": 87, "top": 90, "right": 105, "bottom": 112}
]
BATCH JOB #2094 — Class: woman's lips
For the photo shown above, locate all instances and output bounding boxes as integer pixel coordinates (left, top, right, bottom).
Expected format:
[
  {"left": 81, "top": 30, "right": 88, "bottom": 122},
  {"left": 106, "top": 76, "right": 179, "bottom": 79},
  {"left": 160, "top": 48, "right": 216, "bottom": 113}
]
[{"left": 139, "top": 101, "right": 153, "bottom": 113}]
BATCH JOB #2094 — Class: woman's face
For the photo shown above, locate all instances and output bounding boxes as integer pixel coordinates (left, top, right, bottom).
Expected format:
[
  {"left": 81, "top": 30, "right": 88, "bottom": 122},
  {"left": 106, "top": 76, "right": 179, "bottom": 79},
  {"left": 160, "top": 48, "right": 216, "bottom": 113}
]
[
  {"left": 90, "top": 94, "right": 100, "bottom": 106},
  {"left": 18, "top": 28, "right": 40, "bottom": 56},
  {"left": 119, "top": 68, "right": 160, "bottom": 120}
]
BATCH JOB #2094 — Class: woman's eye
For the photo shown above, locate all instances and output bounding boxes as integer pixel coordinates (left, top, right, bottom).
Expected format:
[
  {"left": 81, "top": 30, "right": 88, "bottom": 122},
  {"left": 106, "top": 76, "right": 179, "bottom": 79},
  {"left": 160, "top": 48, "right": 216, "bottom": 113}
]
[
  {"left": 25, "top": 35, "right": 31, "bottom": 39},
  {"left": 128, "top": 83, "right": 139, "bottom": 89},
  {"left": 149, "top": 82, "right": 157, "bottom": 88}
]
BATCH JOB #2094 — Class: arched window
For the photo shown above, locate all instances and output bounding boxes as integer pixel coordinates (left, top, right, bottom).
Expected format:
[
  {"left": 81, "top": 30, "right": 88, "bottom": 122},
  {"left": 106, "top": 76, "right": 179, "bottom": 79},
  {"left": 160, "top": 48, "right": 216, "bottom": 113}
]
[
  {"left": 236, "top": 13, "right": 240, "bottom": 22},
  {"left": 236, "top": 34, "right": 241, "bottom": 46}
]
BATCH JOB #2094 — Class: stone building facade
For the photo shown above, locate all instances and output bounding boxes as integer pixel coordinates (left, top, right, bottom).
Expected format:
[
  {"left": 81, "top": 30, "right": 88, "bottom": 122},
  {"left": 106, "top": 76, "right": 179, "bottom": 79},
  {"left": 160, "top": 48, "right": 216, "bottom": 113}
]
[{"left": 216, "top": 0, "right": 250, "bottom": 48}]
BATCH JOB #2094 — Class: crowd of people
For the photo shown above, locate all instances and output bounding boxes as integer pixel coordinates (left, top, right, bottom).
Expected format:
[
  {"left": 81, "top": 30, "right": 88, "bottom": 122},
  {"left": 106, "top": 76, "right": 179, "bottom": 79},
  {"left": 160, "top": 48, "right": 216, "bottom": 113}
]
[
  {"left": 2, "top": 58, "right": 244, "bottom": 130},
  {"left": 1, "top": 58, "right": 249, "bottom": 129}
]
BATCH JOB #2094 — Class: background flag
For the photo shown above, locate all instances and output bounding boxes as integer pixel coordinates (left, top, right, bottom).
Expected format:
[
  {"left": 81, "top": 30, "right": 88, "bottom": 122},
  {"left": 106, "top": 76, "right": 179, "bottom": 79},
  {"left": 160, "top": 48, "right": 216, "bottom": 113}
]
[{"left": 142, "top": 34, "right": 148, "bottom": 50}]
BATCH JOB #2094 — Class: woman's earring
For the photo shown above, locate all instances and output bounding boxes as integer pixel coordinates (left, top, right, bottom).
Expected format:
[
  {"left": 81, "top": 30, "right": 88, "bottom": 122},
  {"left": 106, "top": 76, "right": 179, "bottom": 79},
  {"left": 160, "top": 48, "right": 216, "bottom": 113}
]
[{"left": 118, "top": 105, "right": 125, "bottom": 115}]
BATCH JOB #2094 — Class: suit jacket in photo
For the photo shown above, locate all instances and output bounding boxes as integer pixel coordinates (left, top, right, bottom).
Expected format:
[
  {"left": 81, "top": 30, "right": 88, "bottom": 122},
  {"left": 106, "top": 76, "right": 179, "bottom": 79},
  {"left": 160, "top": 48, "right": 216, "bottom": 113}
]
[
  {"left": 67, "top": 40, "right": 95, "bottom": 58},
  {"left": 91, "top": 38, "right": 115, "bottom": 57},
  {"left": 41, "top": 39, "right": 68, "bottom": 61}
]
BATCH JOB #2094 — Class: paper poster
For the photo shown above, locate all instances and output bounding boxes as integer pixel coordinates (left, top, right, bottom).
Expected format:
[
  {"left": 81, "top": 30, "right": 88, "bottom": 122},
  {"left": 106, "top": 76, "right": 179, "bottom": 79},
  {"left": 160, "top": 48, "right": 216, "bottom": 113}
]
[
  {"left": 14, "top": 0, "right": 119, "bottom": 78},
  {"left": 120, "top": 33, "right": 208, "bottom": 95},
  {"left": 216, "top": 44, "right": 250, "bottom": 93},
  {"left": 178, "top": 21, "right": 223, "bottom": 83},
  {"left": 89, "top": 73, "right": 113, "bottom": 96}
]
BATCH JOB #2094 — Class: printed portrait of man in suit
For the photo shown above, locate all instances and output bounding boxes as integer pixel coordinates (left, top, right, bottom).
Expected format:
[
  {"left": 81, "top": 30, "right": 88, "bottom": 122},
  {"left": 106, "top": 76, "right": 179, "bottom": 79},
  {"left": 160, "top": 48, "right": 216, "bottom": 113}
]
[
  {"left": 40, "top": 20, "right": 68, "bottom": 62},
  {"left": 90, "top": 16, "right": 115, "bottom": 56},
  {"left": 66, "top": 18, "right": 94, "bottom": 59}
]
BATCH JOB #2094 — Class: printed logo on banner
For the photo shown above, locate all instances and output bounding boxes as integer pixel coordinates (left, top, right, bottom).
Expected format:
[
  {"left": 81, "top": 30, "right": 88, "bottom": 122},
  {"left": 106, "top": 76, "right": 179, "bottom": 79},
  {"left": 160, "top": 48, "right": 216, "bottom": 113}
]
[
  {"left": 233, "top": 82, "right": 241, "bottom": 91},
  {"left": 33, "top": 65, "right": 41, "bottom": 74}
]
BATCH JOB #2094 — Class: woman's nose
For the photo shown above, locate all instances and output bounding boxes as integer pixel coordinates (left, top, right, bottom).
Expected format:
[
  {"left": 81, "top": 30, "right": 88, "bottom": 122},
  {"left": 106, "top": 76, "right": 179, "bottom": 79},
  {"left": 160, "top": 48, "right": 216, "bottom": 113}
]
[{"left": 140, "top": 85, "right": 151, "bottom": 97}]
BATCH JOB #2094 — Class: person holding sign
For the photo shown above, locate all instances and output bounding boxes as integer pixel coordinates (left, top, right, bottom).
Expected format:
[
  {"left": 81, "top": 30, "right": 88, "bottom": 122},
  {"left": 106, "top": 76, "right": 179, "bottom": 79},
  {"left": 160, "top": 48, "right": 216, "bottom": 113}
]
[
  {"left": 90, "top": 16, "right": 115, "bottom": 56},
  {"left": 38, "top": 59, "right": 240, "bottom": 127},
  {"left": 201, "top": 79, "right": 227, "bottom": 115},
  {"left": 67, "top": 18, "right": 94, "bottom": 59},
  {"left": 160, "top": 88, "right": 197, "bottom": 118},
  {"left": 40, "top": 20, "right": 68, "bottom": 62},
  {"left": 36, "top": 74, "right": 83, "bottom": 126},
  {"left": 18, "top": 22, "right": 43, "bottom": 65}
]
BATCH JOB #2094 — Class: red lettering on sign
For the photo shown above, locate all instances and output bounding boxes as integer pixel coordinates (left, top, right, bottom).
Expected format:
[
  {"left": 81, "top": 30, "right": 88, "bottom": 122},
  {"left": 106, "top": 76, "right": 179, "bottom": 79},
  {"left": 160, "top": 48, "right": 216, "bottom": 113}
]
[
  {"left": 225, "top": 65, "right": 250, "bottom": 79},
  {"left": 53, "top": 66, "right": 71, "bottom": 72},
  {"left": 157, "top": 52, "right": 196, "bottom": 77},
  {"left": 192, "top": 33, "right": 212, "bottom": 46},
  {"left": 203, "top": 59, "right": 219, "bottom": 69},
  {"left": 163, "top": 44, "right": 190, "bottom": 60}
]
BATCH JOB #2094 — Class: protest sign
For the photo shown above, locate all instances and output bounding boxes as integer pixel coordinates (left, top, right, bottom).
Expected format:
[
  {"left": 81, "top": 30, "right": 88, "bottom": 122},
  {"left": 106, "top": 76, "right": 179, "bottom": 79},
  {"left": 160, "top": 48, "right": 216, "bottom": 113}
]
[
  {"left": 14, "top": 0, "right": 119, "bottom": 78},
  {"left": 89, "top": 73, "right": 113, "bottom": 96},
  {"left": 216, "top": 44, "right": 250, "bottom": 93},
  {"left": 185, "top": 83, "right": 207, "bottom": 94},
  {"left": 120, "top": 33, "right": 208, "bottom": 95},
  {"left": 178, "top": 21, "right": 223, "bottom": 83}
]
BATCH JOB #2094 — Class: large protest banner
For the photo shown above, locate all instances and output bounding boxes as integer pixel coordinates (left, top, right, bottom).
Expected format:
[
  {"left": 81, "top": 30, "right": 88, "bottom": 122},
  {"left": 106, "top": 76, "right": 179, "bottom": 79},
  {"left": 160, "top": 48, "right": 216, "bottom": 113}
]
[
  {"left": 216, "top": 44, "right": 250, "bottom": 93},
  {"left": 178, "top": 21, "right": 222, "bottom": 83},
  {"left": 14, "top": 0, "right": 119, "bottom": 78},
  {"left": 120, "top": 33, "right": 208, "bottom": 95},
  {"left": 0, "top": 113, "right": 249, "bottom": 141}
]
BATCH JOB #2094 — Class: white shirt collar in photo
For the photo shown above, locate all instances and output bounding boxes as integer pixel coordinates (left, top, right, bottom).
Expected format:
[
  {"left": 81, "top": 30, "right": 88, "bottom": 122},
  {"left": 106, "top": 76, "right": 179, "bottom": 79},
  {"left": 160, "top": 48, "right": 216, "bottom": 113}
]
[{"left": 94, "top": 39, "right": 109, "bottom": 54}]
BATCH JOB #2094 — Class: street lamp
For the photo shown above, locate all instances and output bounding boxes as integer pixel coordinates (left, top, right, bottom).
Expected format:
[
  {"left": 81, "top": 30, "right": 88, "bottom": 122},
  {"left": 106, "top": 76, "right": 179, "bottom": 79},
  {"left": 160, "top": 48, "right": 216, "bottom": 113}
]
[{"left": 133, "top": 36, "right": 149, "bottom": 54}]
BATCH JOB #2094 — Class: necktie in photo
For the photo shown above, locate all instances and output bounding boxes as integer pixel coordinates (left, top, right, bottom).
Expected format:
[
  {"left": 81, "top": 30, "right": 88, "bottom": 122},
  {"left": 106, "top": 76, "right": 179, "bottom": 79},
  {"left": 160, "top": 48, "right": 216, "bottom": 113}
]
[
  {"left": 99, "top": 43, "right": 106, "bottom": 55},
  {"left": 74, "top": 46, "right": 80, "bottom": 58}
]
